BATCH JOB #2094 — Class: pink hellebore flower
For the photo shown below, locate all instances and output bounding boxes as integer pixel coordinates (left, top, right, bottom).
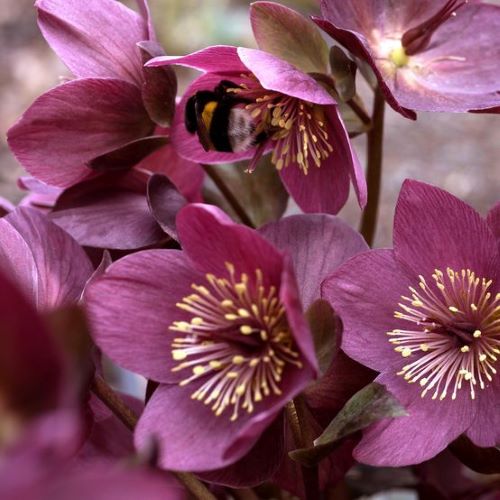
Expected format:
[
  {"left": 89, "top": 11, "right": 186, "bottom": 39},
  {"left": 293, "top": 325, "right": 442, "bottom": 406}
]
[
  {"left": 147, "top": 2, "right": 366, "bottom": 215},
  {"left": 85, "top": 204, "right": 318, "bottom": 476},
  {"left": 323, "top": 180, "right": 500, "bottom": 466},
  {"left": 315, "top": 0, "right": 500, "bottom": 119},
  {"left": 7, "top": 0, "right": 203, "bottom": 250}
]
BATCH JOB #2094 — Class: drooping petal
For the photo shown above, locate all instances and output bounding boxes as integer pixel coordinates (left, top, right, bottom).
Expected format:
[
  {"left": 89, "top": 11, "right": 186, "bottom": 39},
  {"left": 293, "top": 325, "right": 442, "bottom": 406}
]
[
  {"left": 36, "top": 0, "right": 147, "bottom": 85},
  {"left": 237, "top": 47, "right": 336, "bottom": 105},
  {"left": 146, "top": 45, "right": 248, "bottom": 73},
  {"left": 250, "top": 2, "right": 329, "bottom": 74},
  {"left": 278, "top": 145, "right": 350, "bottom": 215},
  {"left": 137, "top": 141, "right": 205, "bottom": 202},
  {"left": 0, "top": 207, "right": 93, "bottom": 310},
  {"left": 135, "top": 379, "right": 294, "bottom": 472},
  {"left": 354, "top": 371, "right": 475, "bottom": 466},
  {"left": 322, "top": 249, "right": 413, "bottom": 372},
  {"left": 176, "top": 204, "right": 283, "bottom": 287},
  {"left": 393, "top": 180, "right": 499, "bottom": 280},
  {"left": 260, "top": 214, "right": 368, "bottom": 310},
  {"left": 84, "top": 250, "right": 204, "bottom": 384},
  {"left": 7, "top": 78, "right": 152, "bottom": 188},
  {"left": 50, "top": 170, "right": 166, "bottom": 250}
]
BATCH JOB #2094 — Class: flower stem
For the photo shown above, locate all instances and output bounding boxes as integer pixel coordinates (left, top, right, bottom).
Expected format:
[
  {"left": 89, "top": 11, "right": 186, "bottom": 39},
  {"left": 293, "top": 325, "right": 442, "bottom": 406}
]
[
  {"left": 91, "top": 376, "right": 217, "bottom": 500},
  {"left": 286, "top": 398, "right": 320, "bottom": 500},
  {"left": 202, "top": 164, "right": 255, "bottom": 228},
  {"left": 359, "top": 86, "right": 386, "bottom": 247}
]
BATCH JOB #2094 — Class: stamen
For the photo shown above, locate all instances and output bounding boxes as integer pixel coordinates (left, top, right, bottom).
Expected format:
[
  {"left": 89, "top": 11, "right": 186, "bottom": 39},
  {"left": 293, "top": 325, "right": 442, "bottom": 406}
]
[
  {"left": 169, "top": 262, "right": 303, "bottom": 421},
  {"left": 388, "top": 268, "right": 499, "bottom": 401},
  {"left": 230, "top": 74, "right": 333, "bottom": 175}
]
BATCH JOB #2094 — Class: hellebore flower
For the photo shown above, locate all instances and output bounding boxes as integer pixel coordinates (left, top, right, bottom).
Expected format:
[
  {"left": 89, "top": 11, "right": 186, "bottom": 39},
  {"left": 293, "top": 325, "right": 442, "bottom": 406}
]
[
  {"left": 315, "top": 0, "right": 500, "bottom": 119},
  {"left": 147, "top": 2, "right": 366, "bottom": 214},
  {"left": 323, "top": 180, "right": 500, "bottom": 466},
  {"left": 85, "top": 204, "right": 318, "bottom": 475},
  {"left": 7, "top": 0, "right": 203, "bottom": 249}
]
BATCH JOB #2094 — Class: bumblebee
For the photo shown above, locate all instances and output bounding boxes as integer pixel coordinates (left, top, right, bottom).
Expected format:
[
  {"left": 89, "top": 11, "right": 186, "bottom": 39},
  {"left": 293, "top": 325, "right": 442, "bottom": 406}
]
[{"left": 185, "top": 80, "right": 266, "bottom": 153}]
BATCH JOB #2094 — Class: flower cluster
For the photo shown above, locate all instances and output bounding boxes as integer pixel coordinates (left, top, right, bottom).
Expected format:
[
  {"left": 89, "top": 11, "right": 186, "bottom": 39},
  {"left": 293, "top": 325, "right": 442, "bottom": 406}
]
[{"left": 1, "top": 0, "right": 499, "bottom": 498}]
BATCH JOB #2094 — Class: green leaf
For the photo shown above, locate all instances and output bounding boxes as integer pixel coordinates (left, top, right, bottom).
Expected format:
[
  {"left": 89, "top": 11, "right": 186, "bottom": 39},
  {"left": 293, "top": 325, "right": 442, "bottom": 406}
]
[
  {"left": 449, "top": 435, "right": 500, "bottom": 474},
  {"left": 250, "top": 2, "right": 329, "bottom": 74},
  {"left": 204, "top": 156, "right": 288, "bottom": 227},
  {"left": 306, "top": 300, "right": 339, "bottom": 376},
  {"left": 290, "top": 383, "right": 407, "bottom": 466}
]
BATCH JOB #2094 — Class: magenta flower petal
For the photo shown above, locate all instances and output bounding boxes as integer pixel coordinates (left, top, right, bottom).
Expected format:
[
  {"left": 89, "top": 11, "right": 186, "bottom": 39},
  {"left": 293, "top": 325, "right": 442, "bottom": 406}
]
[
  {"left": 51, "top": 171, "right": 166, "bottom": 250},
  {"left": 85, "top": 249, "right": 204, "bottom": 384},
  {"left": 487, "top": 201, "right": 500, "bottom": 251},
  {"left": 464, "top": 372, "right": 500, "bottom": 447},
  {"left": 354, "top": 371, "right": 474, "bottom": 466},
  {"left": 250, "top": 1, "right": 329, "bottom": 74},
  {"left": 7, "top": 78, "right": 152, "bottom": 188},
  {"left": 0, "top": 207, "right": 93, "bottom": 309},
  {"left": 137, "top": 141, "right": 205, "bottom": 202},
  {"left": 146, "top": 45, "right": 248, "bottom": 73},
  {"left": 328, "top": 106, "right": 367, "bottom": 208},
  {"left": 278, "top": 148, "right": 350, "bottom": 215},
  {"left": 135, "top": 377, "right": 295, "bottom": 471},
  {"left": 177, "top": 204, "right": 284, "bottom": 283},
  {"left": 196, "top": 414, "right": 285, "bottom": 487},
  {"left": 394, "top": 180, "right": 499, "bottom": 280},
  {"left": 322, "top": 249, "right": 412, "bottom": 372},
  {"left": 260, "top": 214, "right": 368, "bottom": 310},
  {"left": 147, "top": 174, "right": 186, "bottom": 241},
  {"left": 36, "top": 0, "right": 147, "bottom": 85},
  {"left": 237, "top": 47, "right": 336, "bottom": 105},
  {"left": 276, "top": 105, "right": 363, "bottom": 215}
]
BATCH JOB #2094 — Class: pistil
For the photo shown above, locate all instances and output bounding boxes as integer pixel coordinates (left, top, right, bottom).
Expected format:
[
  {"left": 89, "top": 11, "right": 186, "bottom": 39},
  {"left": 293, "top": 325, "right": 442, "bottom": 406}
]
[{"left": 402, "top": 0, "right": 468, "bottom": 55}]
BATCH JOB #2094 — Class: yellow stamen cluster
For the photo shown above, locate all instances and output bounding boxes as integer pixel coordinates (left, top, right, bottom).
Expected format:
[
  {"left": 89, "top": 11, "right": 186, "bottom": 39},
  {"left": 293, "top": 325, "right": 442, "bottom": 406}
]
[
  {"left": 387, "top": 268, "right": 499, "bottom": 401},
  {"left": 170, "top": 262, "right": 302, "bottom": 421},
  {"left": 231, "top": 77, "right": 333, "bottom": 175}
]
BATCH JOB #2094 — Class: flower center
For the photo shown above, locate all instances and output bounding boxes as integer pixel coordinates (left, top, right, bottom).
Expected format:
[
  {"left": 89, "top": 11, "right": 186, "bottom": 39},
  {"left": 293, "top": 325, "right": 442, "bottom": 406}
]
[
  {"left": 229, "top": 76, "right": 333, "bottom": 175},
  {"left": 389, "top": 44, "right": 410, "bottom": 68},
  {"left": 169, "top": 262, "right": 302, "bottom": 421},
  {"left": 387, "top": 268, "right": 499, "bottom": 401}
]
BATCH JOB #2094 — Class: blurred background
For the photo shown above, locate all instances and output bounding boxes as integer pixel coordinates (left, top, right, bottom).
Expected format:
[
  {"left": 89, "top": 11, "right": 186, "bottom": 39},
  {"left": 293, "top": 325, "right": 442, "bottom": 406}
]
[{"left": 1, "top": 0, "right": 499, "bottom": 247}]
